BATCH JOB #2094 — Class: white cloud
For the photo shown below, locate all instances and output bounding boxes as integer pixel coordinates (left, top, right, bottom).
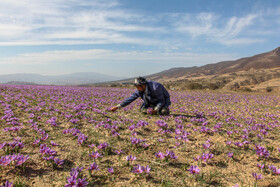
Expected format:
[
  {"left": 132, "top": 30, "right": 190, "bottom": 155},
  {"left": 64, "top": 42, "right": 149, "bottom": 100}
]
[
  {"left": 174, "top": 13, "right": 261, "bottom": 45},
  {"left": 0, "top": 0, "right": 164, "bottom": 46}
]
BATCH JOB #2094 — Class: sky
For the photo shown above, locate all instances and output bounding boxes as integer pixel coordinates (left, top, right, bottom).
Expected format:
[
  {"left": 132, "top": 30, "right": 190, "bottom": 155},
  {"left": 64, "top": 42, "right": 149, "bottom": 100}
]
[{"left": 0, "top": 0, "right": 280, "bottom": 78}]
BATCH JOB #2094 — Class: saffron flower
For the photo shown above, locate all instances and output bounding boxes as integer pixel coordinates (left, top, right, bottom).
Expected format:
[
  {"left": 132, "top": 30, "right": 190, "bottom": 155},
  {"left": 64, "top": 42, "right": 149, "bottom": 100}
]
[
  {"left": 142, "top": 165, "right": 151, "bottom": 173},
  {"left": 228, "top": 152, "right": 233, "bottom": 158},
  {"left": 88, "top": 144, "right": 95, "bottom": 148},
  {"left": 54, "top": 157, "right": 64, "bottom": 165},
  {"left": 126, "top": 155, "right": 136, "bottom": 161},
  {"left": 1, "top": 181, "right": 13, "bottom": 187},
  {"left": 108, "top": 167, "right": 114, "bottom": 174},
  {"left": 257, "top": 163, "right": 265, "bottom": 169},
  {"left": 114, "top": 150, "right": 124, "bottom": 155},
  {"left": 88, "top": 151, "right": 102, "bottom": 159},
  {"left": 132, "top": 164, "right": 143, "bottom": 173},
  {"left": 87, "top": 162, "right": 99, "bottom": 171},
  {"left": 252, "top": 172, "right": 263, "bottom": 180},
  {"left": 76, "top": 178, "right": 88, "bottom": 187},
  {"left": 50, "top": 141, "right": 58, "bottom": 146},
  {"left": 189, "top": 165, "right": 200, "bottom": 174},
  {"left": 155, "top": 151, "right": 165, "bottom": 160}
]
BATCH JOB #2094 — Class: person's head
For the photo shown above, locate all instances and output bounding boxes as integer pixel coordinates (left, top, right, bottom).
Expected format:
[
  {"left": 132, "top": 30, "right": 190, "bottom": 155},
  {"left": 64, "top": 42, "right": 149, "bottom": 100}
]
[{"left": 134, "top": 77, "right": 147, "bottom": 92}]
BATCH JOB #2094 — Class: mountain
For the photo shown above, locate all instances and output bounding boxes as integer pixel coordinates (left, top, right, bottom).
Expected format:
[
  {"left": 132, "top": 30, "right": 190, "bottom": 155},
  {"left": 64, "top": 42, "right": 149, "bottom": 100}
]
[
  {"left": 146, "top": 47, "right": 280, "bottom": 81},
  {"left": 0, "top": 72, "right": 125, "bottom": 85},
  {"left": 107, "top": 47, "right": 280, "bottom": 92}
]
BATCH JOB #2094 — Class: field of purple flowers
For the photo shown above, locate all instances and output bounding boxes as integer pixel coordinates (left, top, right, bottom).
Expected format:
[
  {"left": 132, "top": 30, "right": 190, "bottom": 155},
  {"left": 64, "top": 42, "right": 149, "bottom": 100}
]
[{"left": 0, "top": 85, "right": 280, "bottom": 186}]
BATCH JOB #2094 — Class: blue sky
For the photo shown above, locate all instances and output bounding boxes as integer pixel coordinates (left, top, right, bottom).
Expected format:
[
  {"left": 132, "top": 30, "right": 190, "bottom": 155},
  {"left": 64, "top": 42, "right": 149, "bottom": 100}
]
[{"left": 0, "top": 0, "right": 280, "bottom": 78}]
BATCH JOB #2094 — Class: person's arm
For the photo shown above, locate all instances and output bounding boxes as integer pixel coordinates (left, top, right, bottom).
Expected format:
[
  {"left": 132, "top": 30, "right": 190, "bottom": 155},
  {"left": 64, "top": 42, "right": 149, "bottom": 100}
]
[{"left": 110, "top": 91, "right": 139, "bottom": 111}]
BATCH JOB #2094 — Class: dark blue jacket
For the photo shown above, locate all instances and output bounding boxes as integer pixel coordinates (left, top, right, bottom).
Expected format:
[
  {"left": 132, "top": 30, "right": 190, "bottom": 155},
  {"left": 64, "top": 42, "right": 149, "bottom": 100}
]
[{"left": 119, "top": 80, "right": 171, "bottom": 110}]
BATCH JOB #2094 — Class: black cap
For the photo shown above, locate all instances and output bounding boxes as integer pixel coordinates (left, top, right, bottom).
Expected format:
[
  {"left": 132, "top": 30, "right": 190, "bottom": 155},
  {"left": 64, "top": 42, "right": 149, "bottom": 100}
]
[{"left": 134, "top": 77, "right": 147, "bottom": 86}]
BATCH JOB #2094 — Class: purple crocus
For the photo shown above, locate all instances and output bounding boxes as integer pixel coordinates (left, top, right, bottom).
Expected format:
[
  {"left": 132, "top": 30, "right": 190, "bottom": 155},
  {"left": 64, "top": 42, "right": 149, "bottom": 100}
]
[
  {"left": 142, "top": 165, "right": 151, "bottom": 173},
  {"left": 108, "top": 167, "right": 114, "bottom": 174},
  {"left": 54, "top": 157, "right": 64, "bottom": 165},
  {"left": 87, "top": 162, "right": 99, "bottom": 171},
  {"left": 132, "top": 164, "right": 143, "bottom": 173},
  {"left": 114, "top": 150, "right": 124, "bottom": 155},
  {"left": 228, "top": 152, "right": 233, "bottom": 158},
  {"left": 126, "top": 155, "right": 136, "bottom": 162},
  {"left": 50, "top": 141, "right": 58, "bottom": 146},
  {"left": 97, "top": 142, "right": 109, "bottom": 149},
  {"left": 155, "top": 151, "right": 165, "bottom": 160},
  {"left": 65, "top": 175, "right": 77, "bottom": 187},
  {"left": 202, "top": 143, "right": 212, "bottom": 149},
  {"left": 257, "top": 163, "right": 265, "bottom": 169},
  {"left": 76, "top": 177, "right": 88, "bottom": 187},
  {"left": 33, "top": 139, "right": 40, "bottom": 146},
  {"left": 189, "top": 165, "right": 200, "bottom": 174},
  {"left": 88, "top": 151, "right": 102, "bottom": 159},
  {"left": 252, "top": 172, "right": 263, "bottom": 180},
  {"left": 1, "top": 181, "right": 13, "bottom": 187}
]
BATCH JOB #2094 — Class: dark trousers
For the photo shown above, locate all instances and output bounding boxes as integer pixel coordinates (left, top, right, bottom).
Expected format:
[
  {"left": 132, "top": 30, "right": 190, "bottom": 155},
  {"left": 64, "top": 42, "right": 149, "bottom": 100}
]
[{"left": 140, "top": 103, "right": 170, "bottom": 115}]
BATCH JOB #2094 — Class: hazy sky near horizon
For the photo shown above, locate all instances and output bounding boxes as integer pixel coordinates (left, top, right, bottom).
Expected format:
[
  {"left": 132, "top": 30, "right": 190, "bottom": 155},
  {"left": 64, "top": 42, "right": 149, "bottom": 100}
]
[{"left": 0, "top": 0, "right": 280, "bottom": 78}]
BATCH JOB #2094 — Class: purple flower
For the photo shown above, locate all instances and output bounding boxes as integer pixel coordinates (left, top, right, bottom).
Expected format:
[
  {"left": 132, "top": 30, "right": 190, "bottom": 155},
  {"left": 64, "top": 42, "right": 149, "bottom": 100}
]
[
  {"left": 98, "top": 142, "right": 109, "bottom": 149},
  {"left": 87, "top": 162, "right": 99, "bottom": 171},
  {"left": 88, "top": 144, "right": 95, "bottom": 148},
  {"left": 252, "top": 172, "right": 262, "bottom": 180},
  {"left": 50, "top": 141, "right": 58, "bottom": 146},
  {"left": 108, "top": 167, "right": 114, "bottom": 174},
  {"left": 0, "top": 142, "right": 7, "bottom": 149},
  {"left": 227, "top": 152, "right": 233, "bottom": 158},
  {"left": 199, "top": 153, "right": 213, "bottom": 162},
  {"left": 33, "top": 139, "right": 40, "bottom": 146},
  {"left": 132, "top": 164, "right": 143, "bottom": 173},
  {"left": 255, "top": 145, "right": 270, "bottom": 158},
  {"left": 165, "top": 150, "right": 178, "bottom": 159},
  {"left": 88, "top": 151, "right": 102, "bottom": 159},
  {"left": 65, "top": 175, "right": 77, "bottom": 187},
  {"left": 202, "top": 143, "right": 212, "bottom": 149},
  {"left": 43, "top": 156, "right": 54, "bottom": 161},
  {"left": 257, "top": 163, "right": 265, "bottom": 169},
  {"left": 41, "top": 133, "right": 49, "bottom": 141},
  {"left": 111, "top": 130, "right": 120, "bottom": 136},
  {"left": 189, "top": 165, "right": 200, "bottom": 174},
  {"left": 78, "top": 134, "right": 88, "bottom": 145},
  {"left": 126, "top": 155, "right": 136, "bottom": 161},
  {"left": 155, "top": 151, "right": 165, "bottom": 160},
  {"left": 54, "top": 157, "right": 64, "bottom": 165},
  {"left": 76, "top": 177, "right": 88, "bottom": 187},
  {"left": 114, "top": 150, "right": 124, "bottom": 155},
  {"left": 14, "top": 154, "right": 30, "bottom": 166},
  {"left": 2, "top": 181, "right": 12, "bottom": 187},
  {"left": 142, "top": 165, "right": 151, "bottom": 173}
]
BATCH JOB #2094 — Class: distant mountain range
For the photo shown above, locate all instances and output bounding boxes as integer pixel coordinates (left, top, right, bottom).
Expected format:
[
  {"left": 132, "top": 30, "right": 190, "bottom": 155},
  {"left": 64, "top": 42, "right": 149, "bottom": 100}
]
[
  {"left": 145, "top": 47, "right": 280, "bottom": 81},
  {"left": 0, "top": 72, "right": 125, "bottom": 85}
]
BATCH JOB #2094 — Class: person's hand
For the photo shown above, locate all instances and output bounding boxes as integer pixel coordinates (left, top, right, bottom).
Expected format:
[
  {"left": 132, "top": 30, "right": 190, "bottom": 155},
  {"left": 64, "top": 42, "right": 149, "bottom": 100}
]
[
  {"left": 110, "top": 106, "right": 119, "bottom": 112},
  {"left": 150, "top": 109, "right": 158, "bottom": 115}
]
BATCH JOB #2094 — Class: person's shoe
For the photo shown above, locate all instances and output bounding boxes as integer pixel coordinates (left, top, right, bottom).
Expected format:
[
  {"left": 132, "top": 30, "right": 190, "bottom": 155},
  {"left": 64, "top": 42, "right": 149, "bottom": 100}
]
[{"left": 160, "top": 107, "right": 170, "bottom": 115}]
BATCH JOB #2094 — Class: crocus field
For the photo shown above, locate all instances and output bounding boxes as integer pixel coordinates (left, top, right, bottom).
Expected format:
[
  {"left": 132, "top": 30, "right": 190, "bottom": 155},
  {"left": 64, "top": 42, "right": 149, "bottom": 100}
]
[{"left": 0, "top": 85, "right": 280, "bottom": 187}]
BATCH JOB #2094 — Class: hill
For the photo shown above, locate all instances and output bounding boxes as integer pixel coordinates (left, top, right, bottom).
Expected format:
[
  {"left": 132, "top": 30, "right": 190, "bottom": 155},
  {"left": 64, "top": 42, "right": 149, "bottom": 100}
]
[
  {"left": 108, "top": 47, "right": 280, "bottom": 92},
  {"left": 147, "top": 47, "right": 280, "bottom": 81}
]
